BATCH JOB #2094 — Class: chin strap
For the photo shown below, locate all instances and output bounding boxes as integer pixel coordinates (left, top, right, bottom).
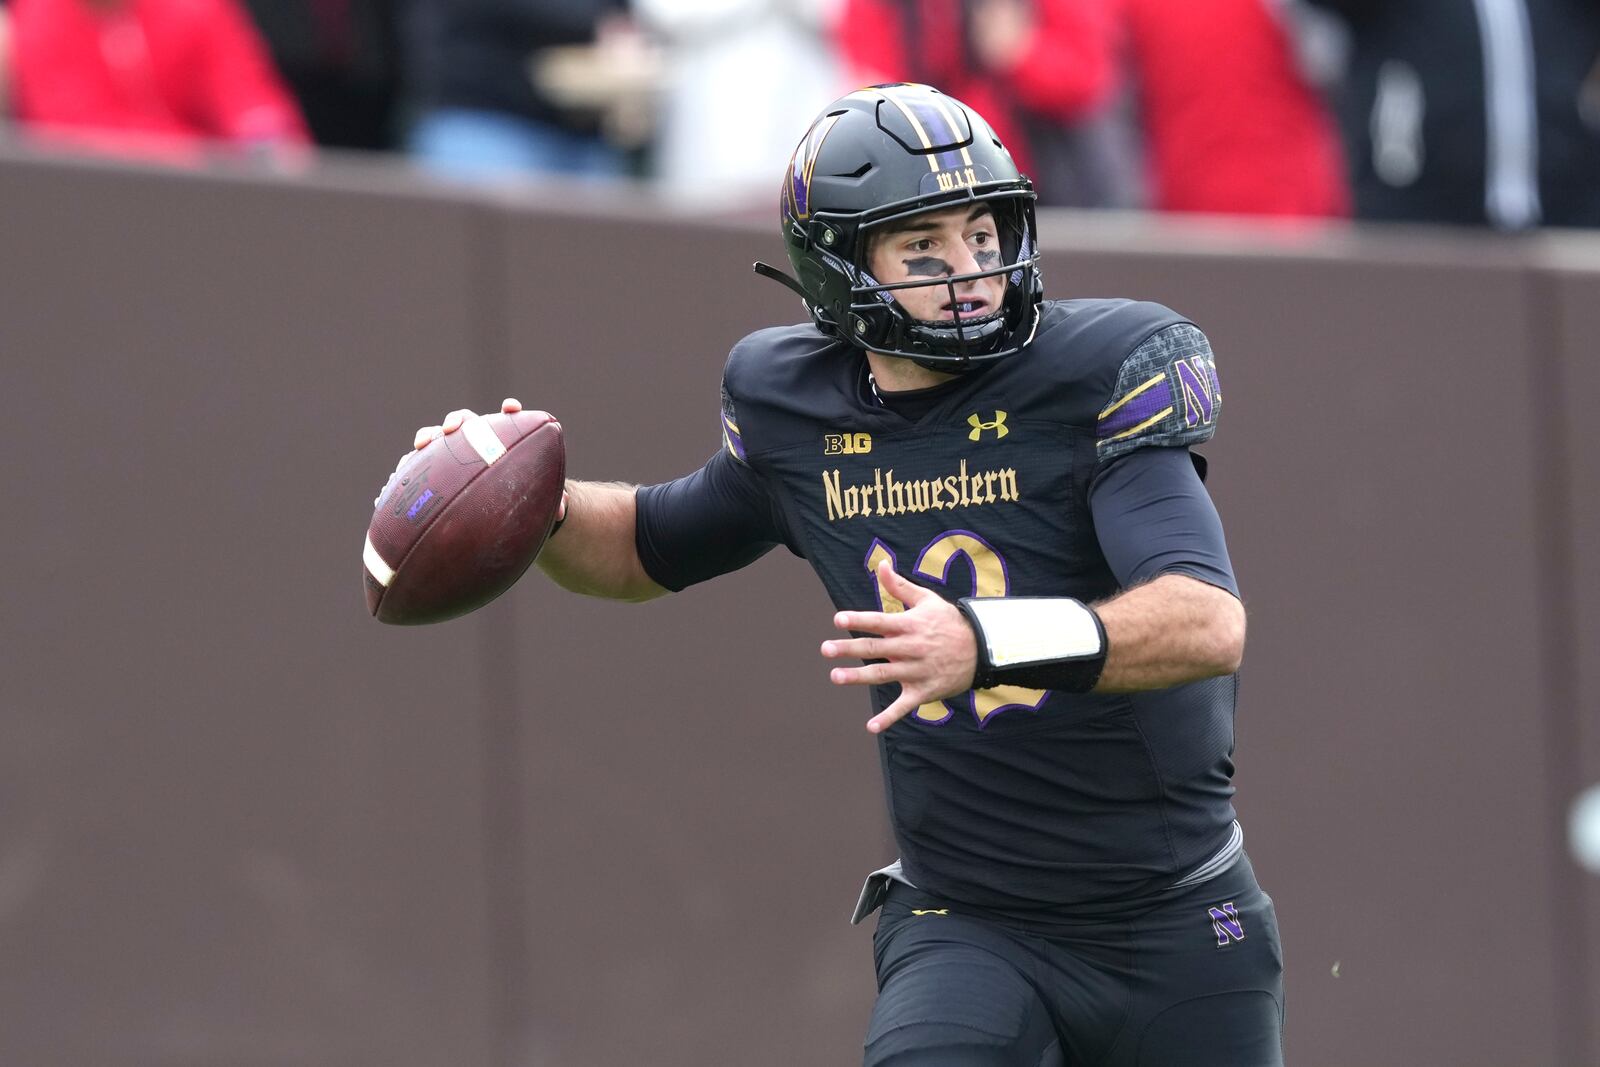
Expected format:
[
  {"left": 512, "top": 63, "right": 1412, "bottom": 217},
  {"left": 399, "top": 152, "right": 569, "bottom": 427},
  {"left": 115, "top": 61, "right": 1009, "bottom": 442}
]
[{"left": 753, "top": 261, "right": 810, "bottom": 301}]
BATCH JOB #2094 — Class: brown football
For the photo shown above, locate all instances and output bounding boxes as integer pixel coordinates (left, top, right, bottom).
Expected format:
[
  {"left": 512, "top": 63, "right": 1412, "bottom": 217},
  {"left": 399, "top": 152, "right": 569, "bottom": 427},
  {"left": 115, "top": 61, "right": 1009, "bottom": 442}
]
[{"left": 363, "top": 410, "right": 564, "bottom": 625}]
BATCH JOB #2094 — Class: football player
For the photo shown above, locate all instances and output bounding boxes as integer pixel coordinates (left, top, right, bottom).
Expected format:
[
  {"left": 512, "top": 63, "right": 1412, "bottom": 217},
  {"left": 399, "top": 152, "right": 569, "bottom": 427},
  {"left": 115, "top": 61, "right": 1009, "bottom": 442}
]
[{"left": 415, "top": 83, "right": 1283, "bottom": 1066}]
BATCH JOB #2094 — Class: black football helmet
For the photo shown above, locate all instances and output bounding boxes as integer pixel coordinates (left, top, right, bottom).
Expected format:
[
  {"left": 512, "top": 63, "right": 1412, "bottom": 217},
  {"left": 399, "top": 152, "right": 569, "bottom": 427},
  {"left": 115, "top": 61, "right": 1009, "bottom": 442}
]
[{"left": 758, "top": 83, "right": 1043, "bottom": 370}]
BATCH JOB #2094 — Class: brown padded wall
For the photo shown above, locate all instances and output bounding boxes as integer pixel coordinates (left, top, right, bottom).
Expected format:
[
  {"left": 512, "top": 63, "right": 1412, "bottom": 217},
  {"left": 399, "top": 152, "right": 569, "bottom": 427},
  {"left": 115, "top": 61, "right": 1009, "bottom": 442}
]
[
  {"left": 0, "top": 157, "right": 502, "bottom": 1066},
  {"left": 1536, "top": 237, "right": 1600, "bottom": 1066},
  {"left": 0, "top": 152, "right": 1595, "bottom": 1066},
  {"left": 494, "top": 211, "right": 885, "bottom": 1065}
]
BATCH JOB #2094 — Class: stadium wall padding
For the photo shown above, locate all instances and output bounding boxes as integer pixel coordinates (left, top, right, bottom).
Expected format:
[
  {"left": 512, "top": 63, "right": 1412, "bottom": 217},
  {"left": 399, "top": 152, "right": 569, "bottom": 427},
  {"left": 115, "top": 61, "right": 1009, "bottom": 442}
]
[{"left": 0, "top": 150, "right": 1594, "bottom": 1066}]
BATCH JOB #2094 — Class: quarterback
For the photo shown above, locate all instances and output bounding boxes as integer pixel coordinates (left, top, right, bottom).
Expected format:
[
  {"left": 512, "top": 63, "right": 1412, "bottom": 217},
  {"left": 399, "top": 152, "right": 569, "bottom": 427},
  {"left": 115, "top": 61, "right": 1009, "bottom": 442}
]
[{"left": 417, "top": 83, "right": 1284, "bottom": 1066}]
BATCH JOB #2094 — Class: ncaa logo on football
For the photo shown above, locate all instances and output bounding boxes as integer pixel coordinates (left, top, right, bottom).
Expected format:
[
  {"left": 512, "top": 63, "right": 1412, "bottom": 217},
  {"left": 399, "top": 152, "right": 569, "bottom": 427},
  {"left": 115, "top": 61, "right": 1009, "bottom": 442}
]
[
  {"left": 391, "top": 464, "right": 437, "bottom": 521},
  {"left": 824, "top": 432, "right": 873, "bottom": 456}
]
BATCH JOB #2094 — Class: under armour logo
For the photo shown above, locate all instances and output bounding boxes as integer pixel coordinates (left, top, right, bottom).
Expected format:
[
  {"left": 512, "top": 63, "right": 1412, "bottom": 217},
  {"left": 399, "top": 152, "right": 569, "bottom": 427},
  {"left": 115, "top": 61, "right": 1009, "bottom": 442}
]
[
  {"left": 967, "top": 411, "right": 1008, "bottom": 441},
  {"left": 911, "top": 909, "right": 949, "bottom": 916},
  {"left": 1208, "top": 902, "right": 1245, "bottom": 946}
]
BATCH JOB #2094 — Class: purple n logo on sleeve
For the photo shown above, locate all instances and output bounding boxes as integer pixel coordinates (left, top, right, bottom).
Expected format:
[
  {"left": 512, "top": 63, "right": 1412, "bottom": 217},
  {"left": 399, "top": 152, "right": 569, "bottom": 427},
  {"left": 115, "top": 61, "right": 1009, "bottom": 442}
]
[{"left": 1175, "top": 356, "right": 1221, "bottom": 429}]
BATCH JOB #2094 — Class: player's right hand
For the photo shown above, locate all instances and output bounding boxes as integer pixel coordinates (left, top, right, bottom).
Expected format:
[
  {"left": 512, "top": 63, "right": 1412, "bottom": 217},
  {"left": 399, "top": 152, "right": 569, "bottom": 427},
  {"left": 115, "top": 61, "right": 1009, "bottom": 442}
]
[{"left": 410, "top": 398, "right": 567, "bottom": 523}]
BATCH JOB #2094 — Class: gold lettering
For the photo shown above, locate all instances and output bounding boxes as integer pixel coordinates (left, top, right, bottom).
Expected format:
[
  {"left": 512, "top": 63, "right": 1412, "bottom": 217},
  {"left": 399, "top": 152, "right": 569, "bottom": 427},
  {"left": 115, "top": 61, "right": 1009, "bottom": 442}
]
[
  {"left": 998, "top": 468, "right": 1018, "bottom": 501},
  {"left": 934, "top": 168, "right": 979, "bottom": 192},
  {"left": 822, "top": 459, "right": 1024, "bottom": 522},
  {"left": 823, "top": 470, "right": 844, "bottom": 521},
  {"left": 886, "top": 471, "right": 905, "bottom": 515}
]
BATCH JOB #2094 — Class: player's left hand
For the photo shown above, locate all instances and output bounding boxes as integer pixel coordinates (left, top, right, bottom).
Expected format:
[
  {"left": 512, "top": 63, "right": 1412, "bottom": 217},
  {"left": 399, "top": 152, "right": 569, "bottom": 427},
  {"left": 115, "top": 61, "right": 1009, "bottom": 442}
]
[{"left": 822, "top": 560, "right": 977, "bottom": 734}]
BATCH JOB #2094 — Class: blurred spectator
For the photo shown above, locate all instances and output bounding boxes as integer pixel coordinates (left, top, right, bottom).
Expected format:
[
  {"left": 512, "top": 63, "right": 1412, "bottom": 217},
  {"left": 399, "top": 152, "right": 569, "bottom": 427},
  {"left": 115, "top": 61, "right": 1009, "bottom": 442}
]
[
  {"left": 406, "top": 0, "right": 654, "bottom": 182},
  {"left": 635, "top": 0, "right": 845, "bottom": 207},
  {"left": 239, "top": 0, "right": 404, "bottom": 151},
  {"left": 837, "top": 0, "right": 1116, "bottom": 203},
  {"left": 1304, "top": 0, "right": 1600, "bottom": 229},
  {"left": 1120, "top": 0, "right": 1348, "bottom": 218},
  {"left": 1, "top": 0, "right": 311, "bottom": 164}
]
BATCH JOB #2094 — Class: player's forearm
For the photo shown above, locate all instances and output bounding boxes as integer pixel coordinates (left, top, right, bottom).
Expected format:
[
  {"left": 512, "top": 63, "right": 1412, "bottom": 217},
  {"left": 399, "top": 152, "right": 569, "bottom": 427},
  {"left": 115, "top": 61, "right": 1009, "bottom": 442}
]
[
  {"left": 535, "top": 480, "right": 669, "bottom": 602},
  {"left": 1093, "top": 574, "right": 1245, "bottom": 692}
]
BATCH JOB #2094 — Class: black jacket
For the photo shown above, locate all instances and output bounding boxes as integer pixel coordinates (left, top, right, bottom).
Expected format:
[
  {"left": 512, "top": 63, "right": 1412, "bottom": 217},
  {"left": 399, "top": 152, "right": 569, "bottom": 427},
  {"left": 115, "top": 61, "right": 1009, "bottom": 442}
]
[{"left": 1306, "top": 0, "right": 1600, "bottom": 227}]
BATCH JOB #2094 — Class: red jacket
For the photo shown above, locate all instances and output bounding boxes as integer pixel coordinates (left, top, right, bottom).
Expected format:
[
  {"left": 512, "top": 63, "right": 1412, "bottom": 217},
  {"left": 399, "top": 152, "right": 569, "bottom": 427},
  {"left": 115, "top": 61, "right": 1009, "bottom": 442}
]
[
  {"left": 9, "top": 0, "right": 309, "bottom": 160},
  {"left": 837, "top": 0, "right": 1114, "bottom": 180},
  {"left": 1120, "top": 0, "right": 1347, "bottom": 217}
]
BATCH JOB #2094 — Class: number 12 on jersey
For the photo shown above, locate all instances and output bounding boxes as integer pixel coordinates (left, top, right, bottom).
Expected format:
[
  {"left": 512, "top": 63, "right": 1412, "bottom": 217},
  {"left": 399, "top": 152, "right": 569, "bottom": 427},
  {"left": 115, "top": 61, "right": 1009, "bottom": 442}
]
[{"left": 865, "top": 532, "right": 1049, "bottom": 727}]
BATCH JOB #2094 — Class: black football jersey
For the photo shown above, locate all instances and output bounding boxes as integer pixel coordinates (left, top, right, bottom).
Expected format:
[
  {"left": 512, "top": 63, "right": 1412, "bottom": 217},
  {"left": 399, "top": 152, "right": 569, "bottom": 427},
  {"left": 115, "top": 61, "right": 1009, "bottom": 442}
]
[{"left": 648, "top": 299, "right": 1239, "bottom": 912}]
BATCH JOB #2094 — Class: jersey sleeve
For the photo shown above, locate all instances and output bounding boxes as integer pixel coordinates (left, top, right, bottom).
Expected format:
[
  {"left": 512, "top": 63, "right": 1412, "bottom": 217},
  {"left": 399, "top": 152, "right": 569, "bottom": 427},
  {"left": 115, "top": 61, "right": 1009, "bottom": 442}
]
[
  {"left": 1093, "top": 323, "right": 1222, "bottom": 466},
  {"left": 1088, "top": 446, "right": 1238, "bottom": 596},
  {"left": 634, "top": 448, "right": 796, "bottom": 592},
  {"left": 718, "top": 381, "right": 753, "bottom": 467}
]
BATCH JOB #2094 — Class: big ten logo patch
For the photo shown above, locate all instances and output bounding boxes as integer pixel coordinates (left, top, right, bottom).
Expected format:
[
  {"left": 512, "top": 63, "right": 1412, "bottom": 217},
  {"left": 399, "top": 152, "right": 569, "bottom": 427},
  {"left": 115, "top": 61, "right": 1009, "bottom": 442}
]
[
  {"left": 824, "top": 432, "right": 873, "bottom": 456},
  {"left": 1208, "top": 902, "right": 1245, "bottom": 947}
]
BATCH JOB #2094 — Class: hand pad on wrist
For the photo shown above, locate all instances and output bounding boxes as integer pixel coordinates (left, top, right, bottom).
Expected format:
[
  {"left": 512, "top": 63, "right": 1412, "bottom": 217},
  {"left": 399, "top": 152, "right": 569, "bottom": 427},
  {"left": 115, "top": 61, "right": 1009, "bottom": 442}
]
[{"left": 957, "top": 597, "right": 1108, "bottom": 693}]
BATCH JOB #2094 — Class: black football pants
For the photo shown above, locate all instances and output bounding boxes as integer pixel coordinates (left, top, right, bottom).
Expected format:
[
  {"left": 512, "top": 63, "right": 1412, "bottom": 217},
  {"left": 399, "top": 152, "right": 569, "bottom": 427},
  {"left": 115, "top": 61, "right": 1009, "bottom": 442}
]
[{"left": 863, "top": 853, "right": 1284, "bottom": 1066}]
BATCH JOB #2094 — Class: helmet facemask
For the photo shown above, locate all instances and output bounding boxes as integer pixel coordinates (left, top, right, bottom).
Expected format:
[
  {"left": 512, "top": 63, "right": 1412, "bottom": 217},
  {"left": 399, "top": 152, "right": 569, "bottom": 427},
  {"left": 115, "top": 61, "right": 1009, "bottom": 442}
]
[
  {"left": 843, "top": 192, "right": 1041, "bottom": 371},
  {"left": 762, "top": 84, "right": 1045, "bottom": 371}
]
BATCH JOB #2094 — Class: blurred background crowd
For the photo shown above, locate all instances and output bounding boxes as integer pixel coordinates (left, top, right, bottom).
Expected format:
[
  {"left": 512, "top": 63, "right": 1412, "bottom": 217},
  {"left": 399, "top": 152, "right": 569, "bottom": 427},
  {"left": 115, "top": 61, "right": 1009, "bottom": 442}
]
[{"left": 0, "top": 0, "right": 1598, "bottom": 229}]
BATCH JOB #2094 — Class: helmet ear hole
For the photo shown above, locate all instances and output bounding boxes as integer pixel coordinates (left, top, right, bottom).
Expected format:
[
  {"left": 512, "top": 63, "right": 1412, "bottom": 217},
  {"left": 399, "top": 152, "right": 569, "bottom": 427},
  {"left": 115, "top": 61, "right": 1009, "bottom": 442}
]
[{"left": 798, "top": 260, "right": 830, "bottom": 296}]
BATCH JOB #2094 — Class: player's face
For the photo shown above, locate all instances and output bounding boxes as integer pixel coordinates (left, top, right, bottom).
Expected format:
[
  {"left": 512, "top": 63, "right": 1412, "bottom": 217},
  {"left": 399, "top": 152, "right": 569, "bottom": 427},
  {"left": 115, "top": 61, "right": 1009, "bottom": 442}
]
[{"left": 866, "top": 205, "right": 1008, "bottom": 325}]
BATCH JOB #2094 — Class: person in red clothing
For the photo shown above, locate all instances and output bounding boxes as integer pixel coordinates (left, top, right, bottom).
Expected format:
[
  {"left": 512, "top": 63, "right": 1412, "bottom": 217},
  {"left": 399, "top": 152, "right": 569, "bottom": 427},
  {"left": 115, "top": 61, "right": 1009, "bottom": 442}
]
[
  {"left": 2, "top": 0, "right": 310, "bottom": 163},
  {"left": 1120, "top": 0, "right": 1348, "bottom": 218},
  {"left": 0, "top": 8, "right": 12, "bottom": 118},
  {"left": 837, "top": 0, "right": 1115, "bottom": 190}
]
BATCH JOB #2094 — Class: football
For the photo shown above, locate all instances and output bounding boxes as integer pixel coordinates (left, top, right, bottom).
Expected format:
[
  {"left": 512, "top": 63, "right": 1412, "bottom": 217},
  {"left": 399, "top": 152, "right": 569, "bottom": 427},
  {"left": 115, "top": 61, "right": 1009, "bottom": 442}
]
[{"left": 363, "top": 410, "right": 565, "bottom": 625}]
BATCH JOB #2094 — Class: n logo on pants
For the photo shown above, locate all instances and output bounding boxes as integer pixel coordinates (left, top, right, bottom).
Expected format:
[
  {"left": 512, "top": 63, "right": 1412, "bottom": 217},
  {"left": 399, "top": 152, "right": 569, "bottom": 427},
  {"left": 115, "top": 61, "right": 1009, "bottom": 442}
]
[{"left": 1208, "top": 902, "right": 1245, "bottom": 946}]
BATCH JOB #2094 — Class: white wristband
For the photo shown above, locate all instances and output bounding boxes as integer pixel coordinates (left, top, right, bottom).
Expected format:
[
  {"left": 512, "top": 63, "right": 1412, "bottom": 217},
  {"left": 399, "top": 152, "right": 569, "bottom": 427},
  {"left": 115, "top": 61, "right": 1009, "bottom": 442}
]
[{"left": 957, "top": 597, "right": 1108, "bottom": 693}]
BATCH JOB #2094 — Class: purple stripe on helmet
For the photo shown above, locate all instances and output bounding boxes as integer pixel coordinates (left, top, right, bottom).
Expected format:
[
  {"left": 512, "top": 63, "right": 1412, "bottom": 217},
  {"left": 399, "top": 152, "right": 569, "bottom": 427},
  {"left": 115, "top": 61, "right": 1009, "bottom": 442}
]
[
  {"left": 790, "top": 154, "right": 808, "bottom": 218},
  {"left": 788, "top": 112, "right": 843, "bottom": 220},
  {"left": 902, "top": 97, "right": 971, "bottom": 175},
  {"left": 908, "top": 99, "right": 960, "bottom": 151},
  {"left": 1097, "top": 379, "right": 1173, "bottom": 439}
]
